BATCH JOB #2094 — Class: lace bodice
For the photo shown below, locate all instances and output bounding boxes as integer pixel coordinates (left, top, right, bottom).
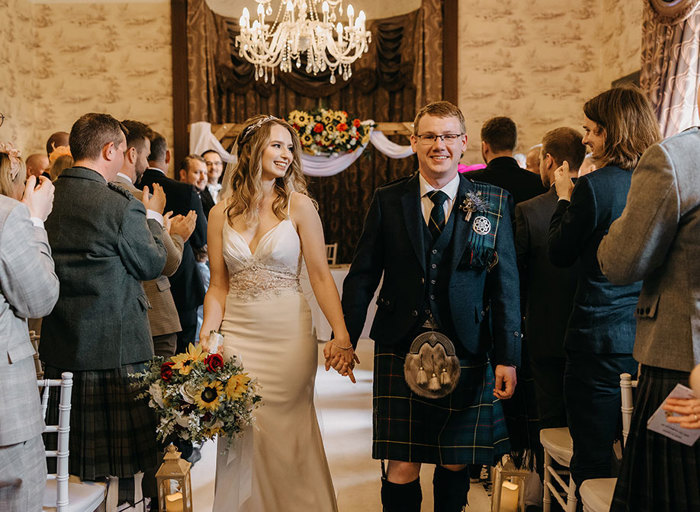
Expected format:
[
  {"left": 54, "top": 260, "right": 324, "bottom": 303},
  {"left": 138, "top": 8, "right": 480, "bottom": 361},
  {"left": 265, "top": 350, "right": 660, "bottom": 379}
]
[{"left": 223, "top": 219, "right": 302, "bottom": 300}]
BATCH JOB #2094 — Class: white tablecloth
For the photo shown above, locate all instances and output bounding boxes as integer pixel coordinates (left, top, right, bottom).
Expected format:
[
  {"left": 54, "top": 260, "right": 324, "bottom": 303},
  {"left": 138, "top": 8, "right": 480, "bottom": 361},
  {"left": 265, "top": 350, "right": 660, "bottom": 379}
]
[{"left": 302, "top": 264, "right": 379, "bottom": 341}]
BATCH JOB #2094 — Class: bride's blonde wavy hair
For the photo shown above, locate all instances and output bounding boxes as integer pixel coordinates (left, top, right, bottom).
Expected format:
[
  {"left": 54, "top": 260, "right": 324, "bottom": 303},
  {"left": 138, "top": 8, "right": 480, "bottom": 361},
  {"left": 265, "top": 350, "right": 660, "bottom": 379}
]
[{"left": 225, "top": 115, "right": 310, "bottom": 227}]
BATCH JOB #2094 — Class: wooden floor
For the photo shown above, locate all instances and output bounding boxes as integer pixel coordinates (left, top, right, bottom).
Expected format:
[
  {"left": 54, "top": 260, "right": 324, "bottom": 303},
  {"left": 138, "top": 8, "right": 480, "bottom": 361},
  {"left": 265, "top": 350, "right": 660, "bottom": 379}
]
[{"left": 187, "top": 339, "right": 493, "bottom": 511}]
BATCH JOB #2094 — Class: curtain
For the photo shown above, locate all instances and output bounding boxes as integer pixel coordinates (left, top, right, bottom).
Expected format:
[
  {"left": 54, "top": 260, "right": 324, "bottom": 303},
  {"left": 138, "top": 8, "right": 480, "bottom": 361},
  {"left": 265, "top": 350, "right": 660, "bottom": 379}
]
[
  {"left": 641, "top": 0, "right": 700, "bottom": 137},
  {"left": 186, "top": 0, "right": 443, "bottom": 263}
]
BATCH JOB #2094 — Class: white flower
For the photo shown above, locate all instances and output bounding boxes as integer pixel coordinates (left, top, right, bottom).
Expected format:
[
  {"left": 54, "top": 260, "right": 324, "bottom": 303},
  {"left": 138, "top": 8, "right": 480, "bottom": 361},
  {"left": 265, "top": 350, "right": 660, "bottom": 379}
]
[
  {"left": 179, "top": 382, "right": 198, "bottom": 404},
  {"left": 149, "top": 383, "right": 165, "bottom": 408}
]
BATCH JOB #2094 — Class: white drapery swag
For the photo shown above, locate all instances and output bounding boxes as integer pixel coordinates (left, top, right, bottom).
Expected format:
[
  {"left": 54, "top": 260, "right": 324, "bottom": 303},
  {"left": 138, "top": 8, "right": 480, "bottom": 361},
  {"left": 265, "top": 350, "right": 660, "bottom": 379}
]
[{"left": 189, "top": 120, "right": 415, "bottom": 177}]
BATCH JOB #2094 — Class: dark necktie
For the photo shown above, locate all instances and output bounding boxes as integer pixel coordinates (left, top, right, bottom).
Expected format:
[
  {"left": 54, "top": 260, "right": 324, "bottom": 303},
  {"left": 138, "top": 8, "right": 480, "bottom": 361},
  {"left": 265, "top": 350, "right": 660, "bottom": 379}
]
[{"left": 427, "top": 190, "right": 449, "bottom": 241}]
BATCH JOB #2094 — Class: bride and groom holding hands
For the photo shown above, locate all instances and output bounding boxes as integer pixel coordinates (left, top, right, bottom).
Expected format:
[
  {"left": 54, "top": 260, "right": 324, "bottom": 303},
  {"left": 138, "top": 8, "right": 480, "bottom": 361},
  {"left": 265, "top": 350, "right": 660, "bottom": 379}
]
[{"left": 199, "top": 100, "right": 520, "bottom": 512}]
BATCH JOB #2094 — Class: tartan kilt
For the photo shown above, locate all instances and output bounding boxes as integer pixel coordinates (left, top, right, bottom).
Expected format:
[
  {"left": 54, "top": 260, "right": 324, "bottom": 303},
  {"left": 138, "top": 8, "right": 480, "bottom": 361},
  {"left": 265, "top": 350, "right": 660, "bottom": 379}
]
[
  {"left": 372, "top": 349, "right": 510, "bottom": 466},
  {"left": 611, "top": 365, "right": 700, "bottom": 512},
  {"left": 44, "top": 363, "right": 159, "bottom": 483}
]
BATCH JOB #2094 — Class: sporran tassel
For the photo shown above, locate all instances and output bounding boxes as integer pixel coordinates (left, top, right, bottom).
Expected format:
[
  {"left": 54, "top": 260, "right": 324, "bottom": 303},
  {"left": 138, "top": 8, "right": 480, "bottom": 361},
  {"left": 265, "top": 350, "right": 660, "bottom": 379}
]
[
  {"left": 440, "top": 368, "right": 451, "bottom": 386},
  {"left": 428, "top": 373, "right": 440, "bottom": 391}
]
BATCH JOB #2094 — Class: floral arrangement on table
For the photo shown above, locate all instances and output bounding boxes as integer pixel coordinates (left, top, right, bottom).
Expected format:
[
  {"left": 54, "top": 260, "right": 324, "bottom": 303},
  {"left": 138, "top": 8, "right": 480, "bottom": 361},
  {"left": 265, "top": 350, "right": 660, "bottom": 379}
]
[
  {"left": 134, "top": 343, "right": 261, "bottom": 443},
  {"left": 286, "top": 108, "right": 373, "bottom": 156}
]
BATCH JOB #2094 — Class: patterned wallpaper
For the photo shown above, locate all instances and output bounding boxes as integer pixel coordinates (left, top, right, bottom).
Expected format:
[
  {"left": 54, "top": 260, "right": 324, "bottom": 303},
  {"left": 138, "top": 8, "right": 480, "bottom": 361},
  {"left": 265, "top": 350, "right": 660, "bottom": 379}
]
[
  {"left": 2, "top": 0, "right": 643, "bottom": 164},
  {"left": 0, "top": 0, "right": 34, "bottom": 151},
  {"left": 457, "top": 0, "right": 643, "bottom": 164},
  {"left": 0, "top": 0, "right": 172, "bottom": 157}
]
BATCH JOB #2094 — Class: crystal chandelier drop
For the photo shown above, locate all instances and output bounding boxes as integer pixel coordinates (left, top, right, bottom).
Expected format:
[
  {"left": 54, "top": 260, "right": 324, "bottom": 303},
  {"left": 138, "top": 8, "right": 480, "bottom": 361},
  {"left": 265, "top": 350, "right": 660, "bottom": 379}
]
[{"left": 236, "top": 0, "right": 371, "bottom": 85}]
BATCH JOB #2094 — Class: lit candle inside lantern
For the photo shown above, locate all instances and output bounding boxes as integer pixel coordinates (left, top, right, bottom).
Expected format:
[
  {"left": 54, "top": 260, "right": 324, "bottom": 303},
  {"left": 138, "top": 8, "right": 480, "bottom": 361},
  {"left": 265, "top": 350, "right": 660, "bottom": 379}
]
[
  {"left": 500, "top": 480, "right": 519, "bottom": 512},
  {"left": 166, "top": 491, "right": 183, "bottom": 512}
]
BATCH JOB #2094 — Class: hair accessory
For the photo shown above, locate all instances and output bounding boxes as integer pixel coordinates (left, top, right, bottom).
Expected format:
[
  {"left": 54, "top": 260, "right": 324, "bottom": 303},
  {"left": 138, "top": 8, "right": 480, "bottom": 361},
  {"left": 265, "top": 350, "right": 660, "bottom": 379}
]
[
  {"left": 239, "top": 115, "right": 278, "bottom": 145},
  {"left": 0, "top": 142, "right": 22, "bottom": 180},
  {"left": 49, "top": 145, "right": 72, "bottom": 164}
]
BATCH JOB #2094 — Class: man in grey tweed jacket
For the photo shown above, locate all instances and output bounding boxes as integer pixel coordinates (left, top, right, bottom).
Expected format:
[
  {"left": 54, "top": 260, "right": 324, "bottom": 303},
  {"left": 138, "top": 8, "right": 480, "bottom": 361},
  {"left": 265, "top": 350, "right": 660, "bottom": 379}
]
[{"left": 0, "top": 174, "right": 59, "bottom": 512}]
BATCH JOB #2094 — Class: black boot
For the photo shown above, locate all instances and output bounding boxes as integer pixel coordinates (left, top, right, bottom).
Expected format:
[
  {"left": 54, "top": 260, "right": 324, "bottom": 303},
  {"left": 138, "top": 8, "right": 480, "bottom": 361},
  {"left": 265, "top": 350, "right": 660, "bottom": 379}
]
[
  {"left": 433, "top": 465, "right": 470, "bottom": 512},
  {"left": 381, "top": 477, "right": 422, "bottom": 512}
]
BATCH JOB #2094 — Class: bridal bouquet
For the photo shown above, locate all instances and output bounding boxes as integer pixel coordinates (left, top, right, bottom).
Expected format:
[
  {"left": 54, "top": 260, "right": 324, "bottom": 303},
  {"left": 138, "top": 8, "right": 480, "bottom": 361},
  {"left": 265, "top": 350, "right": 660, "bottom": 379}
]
[
  {"left": 134, "top": 343, "right": 261, "bottom": 443},
  {"left": 286, "top": 108, "right": 373, "bottom": 156}
]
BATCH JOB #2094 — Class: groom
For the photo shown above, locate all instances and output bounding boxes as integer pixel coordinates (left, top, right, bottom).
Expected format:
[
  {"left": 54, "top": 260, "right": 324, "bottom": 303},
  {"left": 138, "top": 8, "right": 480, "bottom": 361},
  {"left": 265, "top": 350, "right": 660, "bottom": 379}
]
[{"left": 342, "top": 101, "right": 521, "bottom": 512}]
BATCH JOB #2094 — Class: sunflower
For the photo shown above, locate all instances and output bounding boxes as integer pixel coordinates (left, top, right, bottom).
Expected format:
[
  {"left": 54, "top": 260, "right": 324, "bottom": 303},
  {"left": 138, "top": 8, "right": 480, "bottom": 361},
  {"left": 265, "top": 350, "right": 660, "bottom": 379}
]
[
  {"left": 225, "top": 373, "right": 251, "bottom": 400},
  {"left": 336, "top": 131, "right": 350, "bottom": 144},
  {"left": 300, "top": 133, "right": 314, "bottom": 147},
  {"left": 321, "top": 110, "right": 334, "bottom": 125},
  {"left": 325, "top": 123, "right": 336, "bottom": 133},
  {"left": 195, "top": 380, "right": 224, "bottom": 411},
  {"left": 296, "top": 112, "right": 311, "bottom": 126},
  {"left": 361, "top": 130, "right": 371, "bottom": 145},
  {"left": 334, "top": 110, "right": 348, "bottom": 123},
  {"left": 171, "top": 343, "right": 207, "bottom": 376},
  {"left": 287, "top": 110, "right": 303, "bottom": 125}
]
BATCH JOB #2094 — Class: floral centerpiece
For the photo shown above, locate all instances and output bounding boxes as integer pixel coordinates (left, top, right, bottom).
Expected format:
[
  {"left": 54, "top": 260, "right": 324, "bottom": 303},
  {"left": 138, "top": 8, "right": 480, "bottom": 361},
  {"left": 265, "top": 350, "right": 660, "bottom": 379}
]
[
  {"left": 286, "top": 108, "right": 373, "bottom": 156},
  {"left": 134, "top": 343, "right": 261, "bottom": 443}
]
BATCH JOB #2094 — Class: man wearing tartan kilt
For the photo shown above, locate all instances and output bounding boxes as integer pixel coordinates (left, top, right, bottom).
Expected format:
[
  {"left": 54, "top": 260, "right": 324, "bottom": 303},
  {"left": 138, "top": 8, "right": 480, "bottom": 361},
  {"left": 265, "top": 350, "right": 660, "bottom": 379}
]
[{"left": 342, "top": 101, "right": 521, "bottom": 512}]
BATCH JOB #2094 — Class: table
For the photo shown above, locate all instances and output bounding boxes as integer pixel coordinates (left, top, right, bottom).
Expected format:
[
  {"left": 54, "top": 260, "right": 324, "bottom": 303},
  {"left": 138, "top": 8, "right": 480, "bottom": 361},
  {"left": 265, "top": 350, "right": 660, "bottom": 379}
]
[{"left": 301, "top": 264, "right": 379, "bottom": 341}]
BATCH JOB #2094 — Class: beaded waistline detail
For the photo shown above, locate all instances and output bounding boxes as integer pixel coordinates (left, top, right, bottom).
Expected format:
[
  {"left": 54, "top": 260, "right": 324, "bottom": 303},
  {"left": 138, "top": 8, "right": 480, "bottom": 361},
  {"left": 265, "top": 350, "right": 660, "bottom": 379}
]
[{"left": 228, "top": 264, "right": 301, "bottom": 300}]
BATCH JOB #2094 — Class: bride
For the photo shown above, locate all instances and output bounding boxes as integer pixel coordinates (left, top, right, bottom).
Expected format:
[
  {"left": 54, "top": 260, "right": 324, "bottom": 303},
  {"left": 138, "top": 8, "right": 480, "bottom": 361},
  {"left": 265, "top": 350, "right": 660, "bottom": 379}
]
[{"left": 199, "top": 115, "right": 357, "bottom": 511}]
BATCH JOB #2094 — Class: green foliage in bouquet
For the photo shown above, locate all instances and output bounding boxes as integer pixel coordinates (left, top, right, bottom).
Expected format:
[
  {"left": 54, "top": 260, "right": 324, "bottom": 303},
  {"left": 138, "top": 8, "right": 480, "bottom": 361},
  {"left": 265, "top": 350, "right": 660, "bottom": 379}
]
[
  {"left": 286, "top": 108, "right": 373, "bottom": 156},
  {"left": 134, "top": 343, "right": 261, "bottom": 443}
]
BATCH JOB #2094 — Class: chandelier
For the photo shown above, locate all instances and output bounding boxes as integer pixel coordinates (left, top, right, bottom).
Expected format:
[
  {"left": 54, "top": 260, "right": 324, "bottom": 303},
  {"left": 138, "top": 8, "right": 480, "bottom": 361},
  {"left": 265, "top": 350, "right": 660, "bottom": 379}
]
[{"left": 236, "top": 0, "right": 371, "bottom": 85}]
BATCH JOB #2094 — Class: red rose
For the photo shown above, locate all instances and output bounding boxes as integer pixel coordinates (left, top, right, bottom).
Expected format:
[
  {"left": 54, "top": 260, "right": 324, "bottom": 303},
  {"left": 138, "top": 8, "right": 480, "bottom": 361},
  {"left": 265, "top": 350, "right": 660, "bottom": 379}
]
[
  {"left": 352, "top": 118, "right": 361, "bottom": 128},
  {"left": 160, "top": 361, "right": 175, "bottom": 381},
  {"left": 205, "top": 353, "right": 224, "bottom": 372},
  {"left": 337, "top": 123, "right": 348, "bottom": 132},
  {"left": 313, "top": 123, "right": 324, "bottom": 133}
]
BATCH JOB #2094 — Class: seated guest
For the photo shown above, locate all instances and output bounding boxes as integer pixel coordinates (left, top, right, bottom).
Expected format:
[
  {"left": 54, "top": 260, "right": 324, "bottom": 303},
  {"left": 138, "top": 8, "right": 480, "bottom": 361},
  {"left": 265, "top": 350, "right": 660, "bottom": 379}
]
[
  {"left": 548, "top": 87, "right": 660, "bottom": 488},
  {"left": 470, "top": 116, "right": 546, "bottom": 205},
  {"left": 25, "top": 153, "right": 50, "bottom": 179},
  {"left": 140, "top": 137, "right": 207, "bottom": 354},
  {"left": 202, "top": 149, "right": 224, "bottom": 204},
  {"left": 39, "top": 113, "right": 167, "bottom": 506},
  {"left": 0, "top": 143, "right": 59, "bottom": 512},
  {"left": 514, "top": 128, "right": 585, "bottom": 496},
  {"left": 598, "top": 97, "right": 700, "bottom": 510}
]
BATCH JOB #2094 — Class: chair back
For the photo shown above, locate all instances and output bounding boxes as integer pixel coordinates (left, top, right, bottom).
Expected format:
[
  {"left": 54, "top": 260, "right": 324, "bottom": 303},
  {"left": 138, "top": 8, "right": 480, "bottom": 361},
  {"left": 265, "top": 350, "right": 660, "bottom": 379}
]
[
  {"left": 620, "top": 372, "right": 637, "bottom": 447},
  {"left": 29, "top": 330, "right": 44, "bottom": 379},
  {"left": 39, "top": 372, "right": 73, "bottom": 511},
  {"left": 326, "top": 242, "right": 338, "bottom": 265}
]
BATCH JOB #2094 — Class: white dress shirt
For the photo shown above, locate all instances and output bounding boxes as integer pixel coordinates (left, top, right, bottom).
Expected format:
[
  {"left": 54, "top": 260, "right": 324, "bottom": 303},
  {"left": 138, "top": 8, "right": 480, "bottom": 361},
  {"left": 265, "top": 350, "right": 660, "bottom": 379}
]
[{"left": 418, "top": 172, "right": 461, "bottom": 226}]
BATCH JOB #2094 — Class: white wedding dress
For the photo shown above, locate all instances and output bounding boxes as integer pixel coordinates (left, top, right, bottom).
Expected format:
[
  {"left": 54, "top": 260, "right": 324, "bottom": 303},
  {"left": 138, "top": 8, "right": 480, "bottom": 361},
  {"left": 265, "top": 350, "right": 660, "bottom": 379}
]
[{"left": 213, "top": 209, "right": 338, "bottom": 512}]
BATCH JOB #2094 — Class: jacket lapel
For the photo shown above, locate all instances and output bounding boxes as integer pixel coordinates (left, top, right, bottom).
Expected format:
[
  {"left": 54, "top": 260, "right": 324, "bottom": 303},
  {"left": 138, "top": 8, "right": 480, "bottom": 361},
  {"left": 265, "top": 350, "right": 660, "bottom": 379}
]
[
  {"left": 450, "top": 174, "right": 474, "bottom": 269},
  {"left": 400, "top": 173, "right": 426, "bottom": 270}
]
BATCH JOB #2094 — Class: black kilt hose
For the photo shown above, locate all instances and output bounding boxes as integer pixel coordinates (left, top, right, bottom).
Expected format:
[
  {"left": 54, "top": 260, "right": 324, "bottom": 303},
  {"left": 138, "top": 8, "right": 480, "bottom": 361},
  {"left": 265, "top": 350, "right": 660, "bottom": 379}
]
[
  {"left": 373, "top": 347, "right": 510, "bottom": 465},
  {"left": 44, "top": 363, "right": 159, "bottom": 494}
]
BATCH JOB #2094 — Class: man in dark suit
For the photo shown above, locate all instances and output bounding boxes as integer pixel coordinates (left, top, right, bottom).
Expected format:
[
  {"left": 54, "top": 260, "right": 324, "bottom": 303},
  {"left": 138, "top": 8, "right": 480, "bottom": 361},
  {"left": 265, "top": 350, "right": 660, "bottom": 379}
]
[
  {"left": 469, "top": 116, "right": 546, "bottom": 205},
  {"left": 342, "top": 101, "right": 521, "bottom": 512},
  {"left": 40, "top": 113, "right": 167, "bottom": 503},
  {"left": 139, "top": 134, "right": 207, "bottom": 353},
  {"left": 179, "top": 154, "right": 214, "bottom": 219},
  {"left": 515, "top": 127, "right": 585, "bottom": 432}
]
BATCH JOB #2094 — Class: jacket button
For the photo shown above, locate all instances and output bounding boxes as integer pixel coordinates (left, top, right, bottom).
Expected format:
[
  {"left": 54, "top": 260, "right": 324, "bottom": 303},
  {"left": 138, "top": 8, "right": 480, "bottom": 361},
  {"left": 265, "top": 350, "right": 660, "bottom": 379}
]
[
  {"left": 514, "top": 331, "right": 519, "bottom": 337},
  {"left": 431, "top": 279, "right": 436, "bottom": 285},
  {"left": 430, "top": 294, "right": 435, "bottom": 300},
  {"left": 431, "top": 263, "right": 437, "bottom": 269},
  {"left": 432, "top": 249, "right": 437, "bottom": 254},
  {"left": 412, "top": 310, "right": 418, "bottom": 317},
  {"left": 481, "top": 310, "right": 485, "bottom": 317}
]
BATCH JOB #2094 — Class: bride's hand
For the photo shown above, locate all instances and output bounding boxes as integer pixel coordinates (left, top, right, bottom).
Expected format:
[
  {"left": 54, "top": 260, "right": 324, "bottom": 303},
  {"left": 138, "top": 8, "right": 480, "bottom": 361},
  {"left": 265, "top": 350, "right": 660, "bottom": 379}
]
[
  {"left": 323, "top": 336, "right": 359, "bottom": 384},
  {"left": 199, "top": 332, "right": 223, "bottom": 355}
]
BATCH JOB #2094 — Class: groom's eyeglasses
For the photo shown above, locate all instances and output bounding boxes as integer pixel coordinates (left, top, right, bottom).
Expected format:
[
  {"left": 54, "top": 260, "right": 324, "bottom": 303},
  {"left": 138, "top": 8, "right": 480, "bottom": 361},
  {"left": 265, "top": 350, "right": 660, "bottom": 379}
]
[{"left": 415, "top": 133, "right": 464, "bottom": 145}]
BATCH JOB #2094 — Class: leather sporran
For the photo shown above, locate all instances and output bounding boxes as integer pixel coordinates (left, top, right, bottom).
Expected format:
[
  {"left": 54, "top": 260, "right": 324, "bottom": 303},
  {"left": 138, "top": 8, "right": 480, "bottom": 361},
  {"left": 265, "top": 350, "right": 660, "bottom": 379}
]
[{"left": 403, "top": 331, "right": 461, "bottom": 399}]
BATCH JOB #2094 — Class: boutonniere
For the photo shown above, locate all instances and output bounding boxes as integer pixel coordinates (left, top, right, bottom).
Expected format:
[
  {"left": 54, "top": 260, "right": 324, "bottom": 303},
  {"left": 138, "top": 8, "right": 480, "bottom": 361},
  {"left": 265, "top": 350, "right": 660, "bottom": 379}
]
[{"left": 459, "top": 191, "right": 487, "bottom": 222}]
